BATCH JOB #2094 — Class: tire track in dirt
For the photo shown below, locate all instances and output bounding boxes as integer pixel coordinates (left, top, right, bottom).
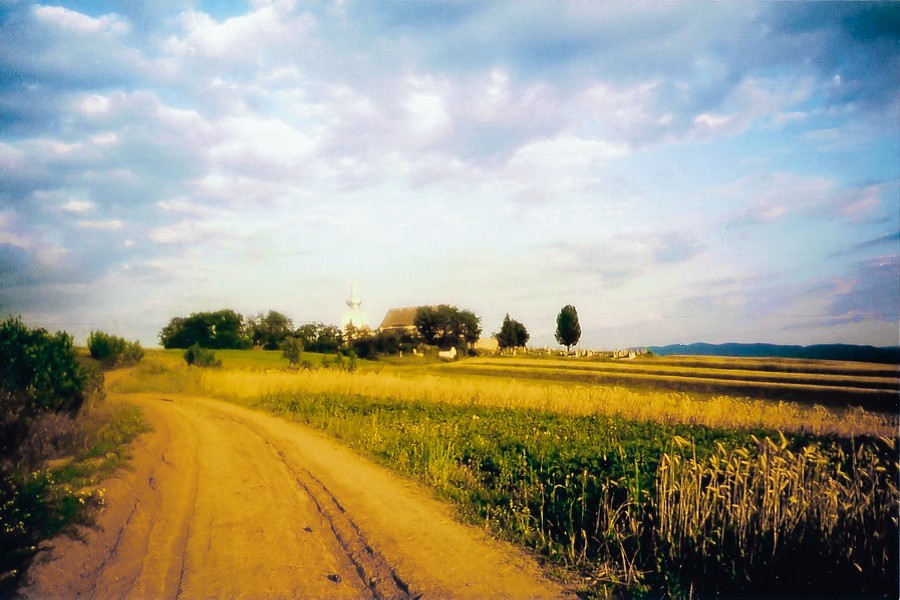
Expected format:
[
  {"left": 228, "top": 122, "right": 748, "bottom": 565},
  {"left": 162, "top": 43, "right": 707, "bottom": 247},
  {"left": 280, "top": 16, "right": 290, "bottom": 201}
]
[
  {"left": 257, "top": 432, "right": 413, "bottom": 599},
  {"left": 23, "top": 393, "right": 566, "bottom": 599}
]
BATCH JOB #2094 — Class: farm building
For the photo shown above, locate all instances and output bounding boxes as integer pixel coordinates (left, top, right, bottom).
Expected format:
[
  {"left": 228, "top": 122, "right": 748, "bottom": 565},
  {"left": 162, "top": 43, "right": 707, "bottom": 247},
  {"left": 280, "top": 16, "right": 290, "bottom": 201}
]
[
  {"left": 380, "top": 306, "right": 499, "bottom": 353},
  {"left": 475, "top": 337, "right": 500, "bottom": 353},
  {"left": 378, "top": 307, "right": 419, "bottom": 335}
]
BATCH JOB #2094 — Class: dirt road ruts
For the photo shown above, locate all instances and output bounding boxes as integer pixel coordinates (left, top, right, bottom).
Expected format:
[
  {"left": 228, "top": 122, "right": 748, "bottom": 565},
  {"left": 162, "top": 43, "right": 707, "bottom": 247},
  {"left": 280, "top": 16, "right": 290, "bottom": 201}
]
[{"left": 23, "top": 393, "right": 565, "bottom": 599}]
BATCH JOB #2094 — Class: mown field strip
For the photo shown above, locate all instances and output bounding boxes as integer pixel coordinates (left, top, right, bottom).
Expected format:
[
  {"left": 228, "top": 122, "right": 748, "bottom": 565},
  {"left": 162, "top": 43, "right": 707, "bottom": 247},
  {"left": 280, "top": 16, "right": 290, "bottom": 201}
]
[
  {"left": 456, "top": 358, "right": 900, "bottom": 391},
  {"left": 646, "top": 356, "right": 899, "bottom": 378},
  {"left": 444, "top": 363, "right": 898, "bottom": 412}
]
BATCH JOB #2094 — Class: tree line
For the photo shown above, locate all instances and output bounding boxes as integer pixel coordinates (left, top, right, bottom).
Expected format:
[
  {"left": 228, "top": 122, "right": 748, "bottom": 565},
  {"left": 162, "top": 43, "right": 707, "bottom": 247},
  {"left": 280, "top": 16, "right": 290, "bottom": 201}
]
[
  {"left": 158, "top": 304, "right": 583, "bottom": 358},
  {"left": 159, "top": 310, "right": 344, "bottom": 353}
]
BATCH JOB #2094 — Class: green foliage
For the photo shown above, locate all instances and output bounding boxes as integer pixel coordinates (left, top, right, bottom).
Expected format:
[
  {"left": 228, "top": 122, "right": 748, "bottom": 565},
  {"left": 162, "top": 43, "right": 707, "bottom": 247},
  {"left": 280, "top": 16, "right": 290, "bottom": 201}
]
[
  {"left": 183, "top": 344, "right": 221, "bottom": 368},
  {"left": 260, "top": 392, "right": 898, "bottom": 599},
  {"left": 348, "top": 335, "right": 377, "bottom": 359},
  {"left": 88, "top": 331, "right": 144, "bottom": 367},
  {"left": 495, "top": 313, "right": 529, "bottom": 351},
  {"left": 294, "top": 322, "right": 343, "bottom": 354},
  {"left": 0, "top": 317, "right": 91, "bottom": 416},
  {"left": 159, "top": 309, "right": 250, "bottom": 349},
  {"left": 248, "top": 310, "right": 293, "bottom": 350},
  {"left": 555, "top": 304, "right": 581, "bottom": 351},
  {"left": 414, "top": 305, "right": 481, "bottom": 349},
  {"left": 348, "top": 329, "right": 416, "bottom": 360},
  {"left": 279, "top": 336, "right": 303, "bottom": 367}
]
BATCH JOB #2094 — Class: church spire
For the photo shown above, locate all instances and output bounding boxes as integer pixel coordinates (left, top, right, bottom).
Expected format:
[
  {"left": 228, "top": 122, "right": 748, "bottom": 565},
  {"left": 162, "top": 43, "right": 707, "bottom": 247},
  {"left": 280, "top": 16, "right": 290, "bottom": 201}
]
[{"left": 346, "top": 282, "right": 361, "bottom": 309}]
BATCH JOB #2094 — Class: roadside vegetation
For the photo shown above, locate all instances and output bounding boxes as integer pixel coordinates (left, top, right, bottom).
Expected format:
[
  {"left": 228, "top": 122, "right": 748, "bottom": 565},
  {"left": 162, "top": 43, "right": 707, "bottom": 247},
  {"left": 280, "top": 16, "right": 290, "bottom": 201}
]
[
  {"left": 0, "top": 318, "right": 148, "bottom": 597},
  {"left": 87, "top": 330, "right": 144, "bottom": 367},
  {"left": 117, "top": 348, "right": 898, "bottom": 598}
]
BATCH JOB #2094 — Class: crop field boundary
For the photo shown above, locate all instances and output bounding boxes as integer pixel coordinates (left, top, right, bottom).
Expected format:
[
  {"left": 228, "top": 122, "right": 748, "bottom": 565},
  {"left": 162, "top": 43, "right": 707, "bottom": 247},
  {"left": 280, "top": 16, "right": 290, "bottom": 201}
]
[
  {"left": 439, "top": 357, "right": 899, "bottom": 413},
  {"left": 461, "top": 357, "right": 899, "bottom": 389}
]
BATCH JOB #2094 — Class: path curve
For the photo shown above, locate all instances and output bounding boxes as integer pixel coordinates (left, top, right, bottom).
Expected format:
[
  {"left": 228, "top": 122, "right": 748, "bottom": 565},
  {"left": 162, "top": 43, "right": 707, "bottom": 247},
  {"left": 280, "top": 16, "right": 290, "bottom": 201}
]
[{"left": 23, "top": 393, "right": 565, "bottom": 599}]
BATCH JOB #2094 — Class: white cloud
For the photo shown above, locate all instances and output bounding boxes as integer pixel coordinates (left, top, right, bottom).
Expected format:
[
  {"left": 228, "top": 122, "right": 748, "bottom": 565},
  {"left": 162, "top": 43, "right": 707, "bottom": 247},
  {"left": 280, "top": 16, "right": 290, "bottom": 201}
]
[
  {"left": 578, "top": 80, "right": 670, "bottom": 142},
  {"left": 721, "top": 172, "right": 835, "bottom": 225},
  {"left": 508, "top": 135, "right": 629, "bottom": 176},
  {"left": 693, "top": 113, "right": 732, "bottom": 130},
  {"left": 61, "top": 200, "right": 95, "bottom": 213},
  {"left": 77, "top": 219, "right": 124, "bottom": 230},
  {"left": 0, "top": 230, "right": 30, "bottom": 249},
  {"left": 404, "top": 91, "right": 449, "bottom": 140},
  {"left": 1, "top": 2, "right": 896, "bottom": 348},
  {"left": 722, "top": 173, "right": 893, "bottom": 227},
  {"left": 209, "top": 116, "right": 318, "bottom": 174},
  {"left": 80, "top": 94, "right": 112, "bottom": 115},
  {"left": 33, "top": 5, "right": 130, "bottom": 35},
  {"left": 90, "top": 132, "right": 119, "bottom": 146}
]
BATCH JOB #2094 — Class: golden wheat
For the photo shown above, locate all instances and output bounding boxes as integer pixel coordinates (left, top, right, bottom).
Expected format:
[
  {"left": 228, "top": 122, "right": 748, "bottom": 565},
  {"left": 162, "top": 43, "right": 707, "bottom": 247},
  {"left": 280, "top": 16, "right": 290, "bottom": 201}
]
[
  {"left": 194, "top": 368, "right": 895, "bottom": 437},
  {"left": 656, "top": 435, "right": 899, "bottom": 578}
]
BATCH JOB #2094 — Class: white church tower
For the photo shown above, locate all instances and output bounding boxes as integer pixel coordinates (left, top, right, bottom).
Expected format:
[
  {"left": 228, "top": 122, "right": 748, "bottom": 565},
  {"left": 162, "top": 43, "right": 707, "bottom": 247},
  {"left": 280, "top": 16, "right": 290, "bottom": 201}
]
[{"left": 341, "top": 283, "right": 368, "bottom": 331}]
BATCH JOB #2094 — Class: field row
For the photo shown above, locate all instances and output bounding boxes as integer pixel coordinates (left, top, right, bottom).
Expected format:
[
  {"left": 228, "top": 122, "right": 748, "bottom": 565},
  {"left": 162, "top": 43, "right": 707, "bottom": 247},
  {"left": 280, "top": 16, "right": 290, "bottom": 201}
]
[
  {"left": 475, "top": 357, "right": 900, "bottom": 389},
  {"left": 439, "top": 357, "right": 899, "bottom": 413},
  {"left": 632, "top": 354, "right": 899, "bottom": 377}
]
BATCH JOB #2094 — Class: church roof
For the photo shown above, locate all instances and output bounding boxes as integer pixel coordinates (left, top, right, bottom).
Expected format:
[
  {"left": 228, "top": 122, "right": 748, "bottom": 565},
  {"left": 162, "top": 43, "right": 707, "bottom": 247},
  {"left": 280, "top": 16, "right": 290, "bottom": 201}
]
[{"left": 378, "top": 307, "right": 419, "bottom": 330}]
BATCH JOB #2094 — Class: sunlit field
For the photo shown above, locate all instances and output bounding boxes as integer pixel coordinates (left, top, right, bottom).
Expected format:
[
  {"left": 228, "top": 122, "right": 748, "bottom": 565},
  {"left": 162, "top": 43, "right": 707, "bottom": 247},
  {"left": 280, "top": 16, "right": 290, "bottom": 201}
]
[
  {"left": 114, "top": 350, "right": 899, "bottom": 598},
  {"left": 437, "top": 356, "right": 899, "bottom": 413},
  {"left": 188, "top": 360, "right": 896, "bottom": 439}
]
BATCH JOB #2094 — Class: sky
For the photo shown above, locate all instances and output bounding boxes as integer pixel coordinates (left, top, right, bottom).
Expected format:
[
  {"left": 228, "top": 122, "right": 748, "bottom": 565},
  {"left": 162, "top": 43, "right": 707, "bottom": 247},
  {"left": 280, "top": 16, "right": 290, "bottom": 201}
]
[{"left": 1, "top": 1, "right": 898, "bottom": 349}]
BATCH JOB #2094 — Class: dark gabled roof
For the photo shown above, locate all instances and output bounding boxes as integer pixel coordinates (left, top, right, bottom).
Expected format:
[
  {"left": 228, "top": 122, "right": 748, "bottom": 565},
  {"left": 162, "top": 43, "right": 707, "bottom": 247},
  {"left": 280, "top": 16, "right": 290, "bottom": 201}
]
[{"left": 378, "top": 307, "right": 419, "bottom": 330}]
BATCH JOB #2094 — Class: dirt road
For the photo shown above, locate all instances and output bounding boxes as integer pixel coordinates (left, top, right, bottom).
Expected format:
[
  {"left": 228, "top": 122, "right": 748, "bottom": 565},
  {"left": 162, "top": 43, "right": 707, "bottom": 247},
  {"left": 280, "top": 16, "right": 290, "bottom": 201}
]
[{"left": 23, "top": 393, "right": 565, "bottom": 599}]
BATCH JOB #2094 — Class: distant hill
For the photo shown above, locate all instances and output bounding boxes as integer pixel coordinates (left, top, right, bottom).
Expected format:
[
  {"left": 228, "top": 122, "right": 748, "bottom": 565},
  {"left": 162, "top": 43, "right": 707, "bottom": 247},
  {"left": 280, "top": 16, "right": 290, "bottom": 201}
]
[{"left": 646, "top": 343, "right": 900, "bottom": 365}]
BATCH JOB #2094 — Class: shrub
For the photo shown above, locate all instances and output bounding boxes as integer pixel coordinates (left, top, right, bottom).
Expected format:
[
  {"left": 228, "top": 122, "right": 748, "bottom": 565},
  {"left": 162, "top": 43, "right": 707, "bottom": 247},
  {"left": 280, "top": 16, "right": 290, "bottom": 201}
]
[
  {"left": 121, "top": 340, "right": 144, "bottom": 364},
  {"left": 0, "top": 317, "right": 103, "bottom": 596},
  {"left": 279, "top": 336, "right": 303, "bottom": 368},
  {"left": 183, "top": 344, "right": 221, "bottom": 368},
  {"left": 349, "top": 336, "right": 377, "bottom": 359},
  {"left": 88, "top": 331, "right": 143, "bottom": 367},
  {"left": 0, "top": 317, "right": 91, "bottom": 417}
]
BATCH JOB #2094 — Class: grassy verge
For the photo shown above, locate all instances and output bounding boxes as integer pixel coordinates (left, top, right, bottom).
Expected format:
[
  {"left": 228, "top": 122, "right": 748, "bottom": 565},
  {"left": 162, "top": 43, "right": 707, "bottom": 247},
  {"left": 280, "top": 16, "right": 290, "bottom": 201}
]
[
  {"left": 0, "top": 396, "right": 149, "bottom": 596},
  {"left": 260, "top": 391, "right": 899, "bottom": 598}
]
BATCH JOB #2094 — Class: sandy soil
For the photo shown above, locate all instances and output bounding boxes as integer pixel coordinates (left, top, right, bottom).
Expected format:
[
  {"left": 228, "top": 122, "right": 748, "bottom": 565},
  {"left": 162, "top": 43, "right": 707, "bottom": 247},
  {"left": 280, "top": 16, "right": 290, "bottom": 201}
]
[{"left": 22, "top": 392, "right": 566, "bottom": 599}]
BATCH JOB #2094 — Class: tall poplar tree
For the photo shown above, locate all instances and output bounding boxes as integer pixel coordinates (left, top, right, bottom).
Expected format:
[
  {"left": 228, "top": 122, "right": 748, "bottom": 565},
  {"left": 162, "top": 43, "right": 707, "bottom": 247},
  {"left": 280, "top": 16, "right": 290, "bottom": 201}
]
[{"left": 555, "top": 304, "right": 581, "bottom": 353}]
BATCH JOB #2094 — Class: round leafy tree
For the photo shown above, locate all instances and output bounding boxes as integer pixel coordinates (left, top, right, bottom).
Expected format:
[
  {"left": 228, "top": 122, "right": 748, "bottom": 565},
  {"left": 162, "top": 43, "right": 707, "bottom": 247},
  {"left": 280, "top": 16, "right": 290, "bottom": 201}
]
[{"left": 495, "top": 314, "right": 529, "bottom": 352}]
